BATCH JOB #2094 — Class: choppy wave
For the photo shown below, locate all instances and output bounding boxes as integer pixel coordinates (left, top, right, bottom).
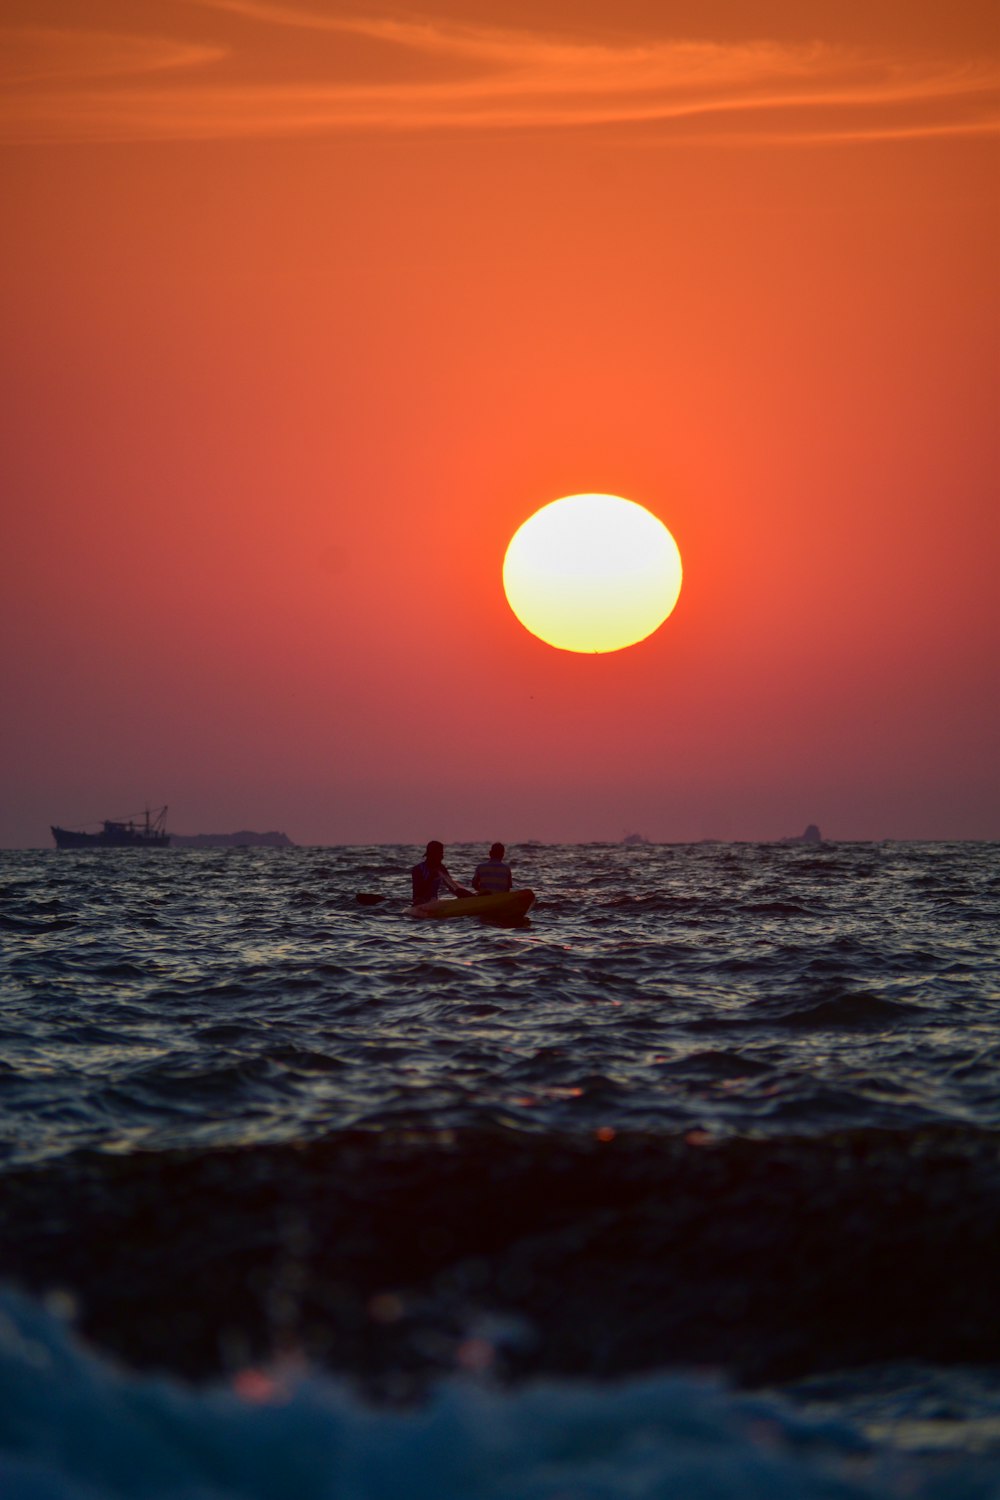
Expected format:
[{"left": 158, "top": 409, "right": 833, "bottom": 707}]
[
  {"left": 1, "top": 843, "right": 998, "bottom": 1167},
  {"left": 4, "top": 1289, "right": 1000, "bottom": 1500},
  {"left": 2, "top": 1126, "right": 999, "bottom": 1394}
]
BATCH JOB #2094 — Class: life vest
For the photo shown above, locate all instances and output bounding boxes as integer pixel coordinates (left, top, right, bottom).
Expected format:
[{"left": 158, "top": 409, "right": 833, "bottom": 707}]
[{"left": 474, "top": 859, "right": 512, "bottom": 894}]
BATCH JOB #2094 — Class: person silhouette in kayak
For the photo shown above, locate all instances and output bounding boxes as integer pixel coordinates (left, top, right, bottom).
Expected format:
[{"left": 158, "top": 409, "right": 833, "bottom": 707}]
[
  {"left": 411, "top": 841, "right": 473, "bottom": 904},
  {"left": 472, "top": 843, "right": 513, "bottom": 894}
]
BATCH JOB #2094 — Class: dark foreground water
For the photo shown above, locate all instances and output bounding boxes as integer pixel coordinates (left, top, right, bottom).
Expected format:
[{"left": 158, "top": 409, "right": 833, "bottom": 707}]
[{"left": 1, "top": 841, "right": 999, "bottom": 1497}]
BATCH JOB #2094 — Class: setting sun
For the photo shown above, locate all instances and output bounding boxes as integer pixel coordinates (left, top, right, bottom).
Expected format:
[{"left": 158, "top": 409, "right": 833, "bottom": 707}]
[{"left": 502, "top": 494, "right": 683, "bottom": 654}]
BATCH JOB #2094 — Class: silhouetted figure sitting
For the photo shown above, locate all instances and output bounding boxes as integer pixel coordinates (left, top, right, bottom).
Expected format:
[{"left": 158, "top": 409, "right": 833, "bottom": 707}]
[
  {"left": 411, "top": 841, "right": 472, "bottom": 904},
  {"left": 472, "top": 843, "right": 513, "bottom": 894}
]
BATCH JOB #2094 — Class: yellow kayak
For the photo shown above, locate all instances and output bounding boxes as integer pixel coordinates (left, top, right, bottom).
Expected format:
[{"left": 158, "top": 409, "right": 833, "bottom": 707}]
[{"left": 407, "top": 889, "right": 535, "bottom": 921}]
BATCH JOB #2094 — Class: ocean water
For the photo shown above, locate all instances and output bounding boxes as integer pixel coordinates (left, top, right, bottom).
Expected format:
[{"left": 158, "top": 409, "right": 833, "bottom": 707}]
[{"left": 1, "top": 841, "right": 999, "bottom": 1497}]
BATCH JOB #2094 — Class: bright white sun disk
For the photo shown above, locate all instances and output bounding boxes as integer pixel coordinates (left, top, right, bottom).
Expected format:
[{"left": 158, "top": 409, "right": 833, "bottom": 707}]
[{"left": 503, "top": 493, "right": 682, "bottom": 653}]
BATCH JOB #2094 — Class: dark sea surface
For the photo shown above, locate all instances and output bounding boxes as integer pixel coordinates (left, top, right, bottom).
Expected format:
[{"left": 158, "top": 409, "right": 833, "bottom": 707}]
[{"left": 2, "top": 840, "right": 999, "bottom": 1498}]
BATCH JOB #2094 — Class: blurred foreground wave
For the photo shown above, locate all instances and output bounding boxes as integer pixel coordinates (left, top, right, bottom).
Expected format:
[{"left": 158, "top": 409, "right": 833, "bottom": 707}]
[{"left": 4, "top": 1288, "right": 1000, "bottom": 1500}]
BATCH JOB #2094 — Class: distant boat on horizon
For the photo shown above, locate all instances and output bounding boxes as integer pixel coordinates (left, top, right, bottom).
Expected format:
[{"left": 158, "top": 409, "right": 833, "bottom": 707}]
[
  {"left": 778, "top": 824, "right": 823, "bottom": 845},
  {"left": 51, "top": 806, "right": 170, "bottom": 849},
  {"left": 623, "top": 831, "right": 652, "bottom": 846}
]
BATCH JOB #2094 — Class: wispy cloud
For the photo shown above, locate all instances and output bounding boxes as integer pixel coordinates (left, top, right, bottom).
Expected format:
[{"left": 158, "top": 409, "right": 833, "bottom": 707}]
[
  {"left": 1, "top": 25, "right": 224, "bottom": 89},
  {"left": 1, "top": 6, "right": 997, "bottom": 145}
]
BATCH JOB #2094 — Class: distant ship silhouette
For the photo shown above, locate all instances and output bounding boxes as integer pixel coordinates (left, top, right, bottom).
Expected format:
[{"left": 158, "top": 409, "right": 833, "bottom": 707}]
[{"left": 51, "top": 806, "right": 170, "bottom": 849}]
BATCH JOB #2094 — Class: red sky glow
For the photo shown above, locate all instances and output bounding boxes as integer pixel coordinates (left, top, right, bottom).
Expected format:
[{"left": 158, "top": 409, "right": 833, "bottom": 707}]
[{"left": 2, "top": 0, "right": 998, "bottom": 846}]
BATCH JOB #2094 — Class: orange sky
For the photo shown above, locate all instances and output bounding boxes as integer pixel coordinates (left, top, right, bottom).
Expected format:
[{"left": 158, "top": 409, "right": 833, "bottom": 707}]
[{"left": 2, "top": 1, "right": 998, "bottom": 845}]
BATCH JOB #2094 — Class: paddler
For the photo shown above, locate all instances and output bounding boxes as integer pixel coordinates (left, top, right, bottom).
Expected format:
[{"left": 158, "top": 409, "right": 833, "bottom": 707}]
[
  {"left": 411, "top": 841, "right": 473, "bottom": 904},
  {"left": 472, "top": 843, "right": 513, "bottom": 894}
]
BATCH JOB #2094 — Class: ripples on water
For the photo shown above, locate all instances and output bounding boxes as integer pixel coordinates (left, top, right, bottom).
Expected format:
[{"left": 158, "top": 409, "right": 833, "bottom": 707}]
[
  {"left": 1, "top": 841, "right": 999, "bottom": 1495},
  {"left": 1, "top": 842, "right": 997, "bottom": 1162}
]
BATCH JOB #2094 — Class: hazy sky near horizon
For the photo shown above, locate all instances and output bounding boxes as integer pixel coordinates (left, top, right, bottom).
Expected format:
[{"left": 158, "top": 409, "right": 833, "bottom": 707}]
[{"left": 2, "top": 0, "right": 998, "bottom": 847}]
